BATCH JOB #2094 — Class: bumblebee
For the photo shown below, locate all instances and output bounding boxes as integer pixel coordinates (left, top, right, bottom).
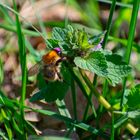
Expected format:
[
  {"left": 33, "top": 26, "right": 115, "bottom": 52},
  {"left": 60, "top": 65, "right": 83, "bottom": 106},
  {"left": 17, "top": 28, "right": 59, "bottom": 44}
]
[{"left": 28, "top": 47, "right": 63, "bottom": 82}]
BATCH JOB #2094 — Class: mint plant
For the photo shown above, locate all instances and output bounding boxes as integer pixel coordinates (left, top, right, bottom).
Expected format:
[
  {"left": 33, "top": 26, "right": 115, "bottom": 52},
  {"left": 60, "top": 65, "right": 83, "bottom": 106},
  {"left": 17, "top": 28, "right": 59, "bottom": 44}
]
[{"left": 30, "top": 25, "right": 131, "bottom": 102}]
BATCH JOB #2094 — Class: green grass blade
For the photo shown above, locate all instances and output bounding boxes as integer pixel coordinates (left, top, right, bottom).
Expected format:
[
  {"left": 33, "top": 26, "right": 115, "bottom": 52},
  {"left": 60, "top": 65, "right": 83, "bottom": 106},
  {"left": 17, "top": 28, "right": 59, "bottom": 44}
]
[
  {"left": 12, "top": 0, "right": 27, "bottom": 138},
  {"left": 12, "top": 118, "right": 23, "bottom": 135},
  {"left": 56, "top": 99, "right": 72, "bottom": 129},
  {"left": 0, "top": 23, "right": 40, "bottom": 37},
  {"left": 0, "top": 5, "right": 14, "bottom": 24},
  {"left": 121, "top": 0, "right": 140, "bottom": 109},
  {"left": 125, "top": 2, "right": 140, "bottom": 63},
  {"left": 0, "top": 131, "right": 8, "bottom": 140},
  {"left": 1, "top": 109, "right": 13, "bottom": 140},
  {"left": 27, "top": 107, "right": 109, "bottom": 139},
  {"left": 56, "top": 99, "right": 71, "bottom": 119}
]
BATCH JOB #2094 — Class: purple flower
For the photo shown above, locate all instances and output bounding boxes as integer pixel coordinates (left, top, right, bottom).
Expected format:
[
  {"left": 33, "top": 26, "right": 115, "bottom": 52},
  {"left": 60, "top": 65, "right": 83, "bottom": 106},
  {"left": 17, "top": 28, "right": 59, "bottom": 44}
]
[{"left": 92, "top": 43, "right": 102, "bottom": 51}]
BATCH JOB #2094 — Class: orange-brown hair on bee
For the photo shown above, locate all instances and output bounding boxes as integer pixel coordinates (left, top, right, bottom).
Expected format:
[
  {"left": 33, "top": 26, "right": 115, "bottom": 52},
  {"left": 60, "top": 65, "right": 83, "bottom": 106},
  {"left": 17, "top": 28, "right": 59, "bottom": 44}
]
[{"left": 42, "top": 50, "right": 61, "bottom": 65}]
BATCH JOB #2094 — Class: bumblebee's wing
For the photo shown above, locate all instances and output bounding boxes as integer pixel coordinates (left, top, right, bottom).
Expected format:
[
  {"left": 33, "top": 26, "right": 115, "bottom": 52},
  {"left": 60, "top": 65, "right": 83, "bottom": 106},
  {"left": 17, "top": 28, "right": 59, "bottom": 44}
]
[{"left": 28, "top": 62, "right": 42, "bottom": 76}]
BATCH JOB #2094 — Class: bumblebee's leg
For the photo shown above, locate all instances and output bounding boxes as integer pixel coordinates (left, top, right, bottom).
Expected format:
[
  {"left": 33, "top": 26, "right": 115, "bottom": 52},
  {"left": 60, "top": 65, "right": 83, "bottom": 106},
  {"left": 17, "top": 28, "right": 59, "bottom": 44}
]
[
  {"left": 57, "top": 72, "right": 63, "bottom": 81},
  {"left": 55, "top": 67, "right": 63, "bottom": 81}
]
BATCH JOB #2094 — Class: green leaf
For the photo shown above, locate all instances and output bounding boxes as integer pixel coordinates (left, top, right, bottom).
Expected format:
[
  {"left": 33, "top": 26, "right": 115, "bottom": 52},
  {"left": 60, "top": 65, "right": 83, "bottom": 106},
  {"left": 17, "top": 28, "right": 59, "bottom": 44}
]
[
  {"left": 74, "top": 51, "right": 108, "bottom": 76},
  {"left": 44, "top": 81, "right": 69, "bottom": 102},
  {"left": 12, "top": 118, "right": 23, "bottom": 135},
  {"left": 48, "top": 25, "right": 131, "bottom": 85},
  {"left": 74, "top": 52, "right": 131, "bottom": 86},
  {"left": 124, "top": 84, "right": 140, "bottom": 109},
  {"left": 29, "top": 87, "right": 46, "bottom": 102},
  {"left": 74, "top": 29, "right": 90, "bottom": 49},
  {"left": 51, "top": 25, "right": 91, "bottom": 50},
  {"left": 128, "top": 110, "right": 140, "bottom": 119},
  {"left": 30, "top": 64, "right": 70, "bottom": 102},
  {"left": 51, "top": 26, "right": 73, "bottom": 53},
  {"left": 52, "top": 27, "right": 67, "bottom": 42},
  {"left": 47, "top": 39, "right": 59, "bottom": 49},
  {"left": 122, "top": 89, "right": 130, "bottom": 109},
  {"left": 105, "top": 54, "right": 132, "bottom": 85},
  {"left": 1, "top": 109, "right": 13, "bottom": 140},
  {"left": 0, "top": 90, "right": 19, "bottom": 109}
]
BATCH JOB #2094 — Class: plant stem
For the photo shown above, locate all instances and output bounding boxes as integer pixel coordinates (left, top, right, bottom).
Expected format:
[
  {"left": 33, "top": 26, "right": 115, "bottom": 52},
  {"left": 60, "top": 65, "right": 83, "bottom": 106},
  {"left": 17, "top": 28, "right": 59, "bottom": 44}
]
[
  {"left": 79, "top": 69, "right": 138, "bottom": 135},
  {"left": 71, "top": 79, "right": 77, "bottom": 120},
  {"left": 96, "top": 80, "right": 108, "bottom": 127},
  {"left": 126, "top": 123, "right": 138, "bottom": 135},
  {"left": 121, "top": 0, "right": 140, "bottom": 109},
  {"left": 99, "top": 80, "right": 108, "bottom": 113},
  {"left": 80, "top": 69, "right": 111, "bottom": 110},
  {"left": 102, "top": 0, "right": 116, "bottom": 48},
  {"left": 67, "top": 64, "right": 97, "bottom": 119}
]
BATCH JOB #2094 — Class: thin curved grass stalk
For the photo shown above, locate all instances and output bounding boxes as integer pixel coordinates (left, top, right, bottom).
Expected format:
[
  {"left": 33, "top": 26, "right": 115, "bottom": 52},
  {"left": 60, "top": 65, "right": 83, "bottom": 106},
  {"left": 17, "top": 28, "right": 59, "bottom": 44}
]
[
  {"left": 64, "top": 0, "right": 69, "bottom": 27},
  {"left": 0, "top": 23, "right": 40, "bottom": 36},
  {"left": 29, "top": 0, "right": 48, "bottom": 38}
]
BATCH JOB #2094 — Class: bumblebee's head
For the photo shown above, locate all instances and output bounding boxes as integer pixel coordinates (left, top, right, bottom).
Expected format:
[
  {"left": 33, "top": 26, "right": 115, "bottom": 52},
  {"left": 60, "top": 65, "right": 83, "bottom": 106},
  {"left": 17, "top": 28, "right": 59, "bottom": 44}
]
[{"left": 53, "top": 47, "right": 61, "bottom": 55}]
